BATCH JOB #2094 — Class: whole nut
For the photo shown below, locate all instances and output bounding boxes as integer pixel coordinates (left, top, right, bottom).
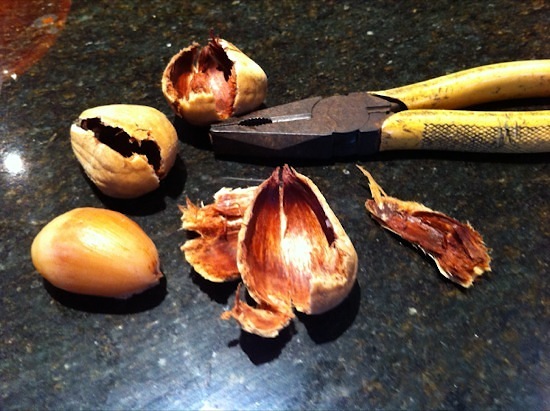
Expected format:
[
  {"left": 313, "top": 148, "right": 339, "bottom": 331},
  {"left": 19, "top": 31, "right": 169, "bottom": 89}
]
[
  {"left": 31, "top": 207, "right": 163, "bottom": 298},
  {"left": 70, "top": 104, "right": 178, "bottom": 199},
  {"left": 161, "top": 35, "right": 267, "bottom": 126}
]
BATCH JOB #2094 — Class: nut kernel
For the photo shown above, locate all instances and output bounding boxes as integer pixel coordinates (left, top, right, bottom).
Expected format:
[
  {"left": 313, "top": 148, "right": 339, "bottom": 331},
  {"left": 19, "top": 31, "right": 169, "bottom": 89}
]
[{"left": 31, "top": 207, "right": 163, "bottom": 298}]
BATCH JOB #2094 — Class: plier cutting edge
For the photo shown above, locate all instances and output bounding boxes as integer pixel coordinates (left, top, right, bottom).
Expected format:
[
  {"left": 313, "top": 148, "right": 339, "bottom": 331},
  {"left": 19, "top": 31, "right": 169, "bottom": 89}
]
[{"left": 209, "top": 60, "right": 550, "bottom": 159}]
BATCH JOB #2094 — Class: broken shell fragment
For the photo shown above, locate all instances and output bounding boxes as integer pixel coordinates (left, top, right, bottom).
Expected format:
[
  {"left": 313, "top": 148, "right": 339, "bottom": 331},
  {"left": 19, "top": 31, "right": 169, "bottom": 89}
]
[
  {"left": 70, "top": 104, "right": 178, "bottom": 199},
  {"left": 31, "top": 207, "right": 163, "bottom": 298},
  {"left": 357, "top": 166, "right": 491, "bottom": 287},
  {"left": 161, "top": 36, "right": 267, "bottom": 126},
  {"left": 180, "top": 186, "right": 257, "bottom": 282}
]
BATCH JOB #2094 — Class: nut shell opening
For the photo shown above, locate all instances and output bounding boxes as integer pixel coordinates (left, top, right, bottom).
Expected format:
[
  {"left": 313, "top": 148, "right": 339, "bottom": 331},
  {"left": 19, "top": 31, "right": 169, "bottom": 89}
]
[
  {"left": 80, "top": 118, "right": 162, "bottom": 172},
  {"left": 162, "top": 36, "right": 267, "bottom": 126}
]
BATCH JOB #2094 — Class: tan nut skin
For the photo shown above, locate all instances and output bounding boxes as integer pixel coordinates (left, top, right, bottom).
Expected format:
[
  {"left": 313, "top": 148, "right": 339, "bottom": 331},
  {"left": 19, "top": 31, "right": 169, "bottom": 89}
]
[
  {"left": 70, "top": 104, "right": 178, "bottom": 199},
  {"left": 31, "top": 207, "right": 163, "bottom": 298},
  {"left": 162, "top": 37, "right": 267, "bottom": 126}
]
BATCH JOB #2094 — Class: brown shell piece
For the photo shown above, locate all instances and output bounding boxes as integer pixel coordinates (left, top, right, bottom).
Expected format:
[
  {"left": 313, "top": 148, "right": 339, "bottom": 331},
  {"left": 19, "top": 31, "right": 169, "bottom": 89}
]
[
  {"left": 161, "top": 36, "right": 267, "bottom": 126},
  {"left": 179, "top": 166, "right": 357, "bottom": 338},
  {"left": 180, "top": 186, "right": 257, "bottom": 282},
  {"left": 357, "top": 166, "right": 491, "bottom": 287},
  {"left": 226, "top": 165, "right": 358, "bottom": 337}
]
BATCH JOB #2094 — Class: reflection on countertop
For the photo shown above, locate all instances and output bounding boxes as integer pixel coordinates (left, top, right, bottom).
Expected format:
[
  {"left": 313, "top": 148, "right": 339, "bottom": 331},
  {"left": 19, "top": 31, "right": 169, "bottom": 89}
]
[{"left": 0, "top": 0, "right": 71, "bottom": 81}]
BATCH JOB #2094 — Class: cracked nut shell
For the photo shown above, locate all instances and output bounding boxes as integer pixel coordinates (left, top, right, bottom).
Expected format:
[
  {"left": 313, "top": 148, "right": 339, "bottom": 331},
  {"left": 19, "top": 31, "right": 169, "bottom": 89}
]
[
  {"left": 70, "top": 104, "right": 178, "bottom": 199},
  {"left": 161, "top": 36, "right": 267, "bottom": 126},
  {"left": 31, "top": 207, "right": 163, "bottom": 298}
]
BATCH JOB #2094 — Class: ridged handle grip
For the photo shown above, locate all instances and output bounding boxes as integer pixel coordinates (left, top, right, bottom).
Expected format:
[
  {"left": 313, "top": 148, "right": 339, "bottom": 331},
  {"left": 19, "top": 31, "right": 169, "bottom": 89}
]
[{"left": 380, "top": 110, "right": 550, "bottom": 153}]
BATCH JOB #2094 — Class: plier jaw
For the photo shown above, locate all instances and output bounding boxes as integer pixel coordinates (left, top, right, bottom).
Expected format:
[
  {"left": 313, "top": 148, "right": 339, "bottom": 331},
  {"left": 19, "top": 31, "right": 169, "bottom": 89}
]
[{"left": 209, "top": 92, "right": 400, "bottom": 159}]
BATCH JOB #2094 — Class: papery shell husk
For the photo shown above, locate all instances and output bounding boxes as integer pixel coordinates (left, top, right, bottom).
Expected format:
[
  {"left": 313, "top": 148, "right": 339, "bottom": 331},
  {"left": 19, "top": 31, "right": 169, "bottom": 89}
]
[
  {"left": 180, "top": 186, "right": 257, "bottom": 282},
  {"left": 357, "top": 165, "right": 491, "bottom": 287}
]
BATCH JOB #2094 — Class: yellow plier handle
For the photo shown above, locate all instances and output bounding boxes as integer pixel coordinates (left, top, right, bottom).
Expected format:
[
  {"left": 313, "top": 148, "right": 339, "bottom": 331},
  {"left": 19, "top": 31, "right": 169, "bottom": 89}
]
[{"left": 372, "top": 60, "right": 550, "bottom": 153}]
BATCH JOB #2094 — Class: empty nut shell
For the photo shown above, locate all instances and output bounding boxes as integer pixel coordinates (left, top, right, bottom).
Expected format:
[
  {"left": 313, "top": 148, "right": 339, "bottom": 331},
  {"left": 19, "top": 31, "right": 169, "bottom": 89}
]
[
  {"left": 31, "top": 207, "right": 163, "bottom": 298},
  {"left": 162, "top": 36, "right": 267, "bottom": 126},
  {"left": 227, "top": 165, "right": 358, "bottom": 337},
  {"left": 70, "top": 104, "right": 178, "bottom": 199}
]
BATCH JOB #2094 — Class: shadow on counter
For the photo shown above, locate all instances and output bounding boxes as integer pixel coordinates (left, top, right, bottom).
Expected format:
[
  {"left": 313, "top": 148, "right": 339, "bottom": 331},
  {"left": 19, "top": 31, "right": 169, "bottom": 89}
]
[
  {"left": 43, "top": 276, "right": 167, "bottom": 314},
  {"left": 230, "top": 281, "right": 361, "bottom": 365},
  {"left": 82, "top": 154, "right": 187, "bottom": 216},
  {"left": 190, "top": 269, "right": 239, "bottom": 305}
]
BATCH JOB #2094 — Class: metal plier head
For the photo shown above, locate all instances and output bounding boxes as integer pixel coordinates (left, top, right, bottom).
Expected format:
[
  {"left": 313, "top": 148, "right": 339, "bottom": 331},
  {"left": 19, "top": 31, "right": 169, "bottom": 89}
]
[{"left": 209, "top": 92, "right": 404, "bottom": 159}]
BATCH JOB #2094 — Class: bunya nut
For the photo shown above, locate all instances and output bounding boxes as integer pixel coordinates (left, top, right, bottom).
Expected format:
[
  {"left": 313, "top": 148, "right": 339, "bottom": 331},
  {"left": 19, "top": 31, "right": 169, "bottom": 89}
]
[
  {"left": 70, "top": 104, "right": 178, "bottom": 199},
  {"left": 31, "top": 207, "right": 163, "bottom": 298}
]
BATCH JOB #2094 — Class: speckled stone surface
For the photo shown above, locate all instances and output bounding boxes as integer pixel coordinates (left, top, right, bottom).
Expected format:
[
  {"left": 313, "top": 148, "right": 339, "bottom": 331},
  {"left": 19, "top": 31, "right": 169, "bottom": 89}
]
[{"left": 1, "top": 1, "right": 549, "bottom": 409}]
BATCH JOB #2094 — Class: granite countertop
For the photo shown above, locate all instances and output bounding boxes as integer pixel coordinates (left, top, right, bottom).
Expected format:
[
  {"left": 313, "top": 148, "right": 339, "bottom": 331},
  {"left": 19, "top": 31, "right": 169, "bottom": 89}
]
[{"left": 1, "top": 1, "right": 549, "bottom": 409}]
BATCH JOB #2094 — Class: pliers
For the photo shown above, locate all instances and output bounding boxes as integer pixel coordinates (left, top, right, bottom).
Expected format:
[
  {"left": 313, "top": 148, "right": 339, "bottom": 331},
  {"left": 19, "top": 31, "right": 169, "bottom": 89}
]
[{"left": 209, "top": 60, "right": 550, "bottom": 159}]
